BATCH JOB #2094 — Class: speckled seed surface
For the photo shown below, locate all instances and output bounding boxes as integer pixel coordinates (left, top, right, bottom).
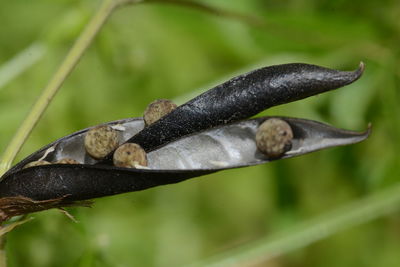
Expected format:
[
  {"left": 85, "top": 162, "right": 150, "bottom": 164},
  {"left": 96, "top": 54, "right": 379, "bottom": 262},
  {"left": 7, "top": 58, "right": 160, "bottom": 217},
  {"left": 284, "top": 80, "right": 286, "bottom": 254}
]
[
  {"left": 55, "top": 158, "right": 80, "bottom": 164},
  {"left": 256, "top": 118, "right": 293, "bottom": 158},
  {"left": 84, "top": 125, "right": 119, "bottom": 159},
  {"left": 113, "top": 143, "right": 148, "bottom": 168},
  {"left": 143, "top": 99, "right": 177, "bottom": 126},
  {"left": 23, "top": 160, "right": 51, "bottom": 169}
]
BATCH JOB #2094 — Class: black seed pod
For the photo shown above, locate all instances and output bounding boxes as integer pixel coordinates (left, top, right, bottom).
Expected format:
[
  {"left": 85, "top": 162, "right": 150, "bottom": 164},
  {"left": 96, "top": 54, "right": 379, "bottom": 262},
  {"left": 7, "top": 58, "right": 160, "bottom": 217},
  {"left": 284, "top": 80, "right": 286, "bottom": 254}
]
[
  {"left": 256, "top": 119, "right": 293, "bottom": 158},
  {"left": 114, "top": 63, "right": 364, "bottom": 154},
  {"left": 0, "top": 62, "right": 369, "bottom": 220},
  {"left": 0, "top": 116, "right": 370, "bottom": 203},
  {"left": 143, "top": 99, "right": 177, "bottom": 126}
]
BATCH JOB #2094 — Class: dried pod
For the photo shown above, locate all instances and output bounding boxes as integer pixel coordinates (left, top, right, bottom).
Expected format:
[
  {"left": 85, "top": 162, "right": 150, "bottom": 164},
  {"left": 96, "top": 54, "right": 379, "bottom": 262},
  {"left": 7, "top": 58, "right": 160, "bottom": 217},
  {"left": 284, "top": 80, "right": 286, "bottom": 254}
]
[
  {"left": 84, "top": 125, "right": 119, "bottom": 159},
  {"left": 55, "top": 158, "right": 80, "bottom": 164},
  {"left": 0, "top": 62, "right": 369, "bottom": 220},
  {"left": 0, "top": 116, "right": 370, "bottom": 204},
  {"left": 113, "top": 143, "right": 148, "bottom": 168},
  {"left": 23, "top": 160, "right": 51, "bottom": 169},
  {"left": 115, "top": 63, "right": 364, "bottom": 154},
  {"left": 256, "top": 119, "right": 293, "bottom": 158},
  {"left": 143, "top": 99, "right": 177, "bottom": 126}
]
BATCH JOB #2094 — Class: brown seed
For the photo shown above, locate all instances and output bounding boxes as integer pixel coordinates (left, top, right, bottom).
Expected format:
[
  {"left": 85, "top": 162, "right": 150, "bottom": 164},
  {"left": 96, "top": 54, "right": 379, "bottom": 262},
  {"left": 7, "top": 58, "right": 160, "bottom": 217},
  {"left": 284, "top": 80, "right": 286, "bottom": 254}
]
[
  {"left": 113, "top": 143, "right": 148, "bottom": 168},
  {"left": 256, "top": 118, "right": 293, "bottom": 158},
  {"left": 23, "top": 160, "right": 51, "bottom": 169},
  {"left": 55, "top": 158, "right": 80, "bottom": 164},
  {"left": 84, "top": 125, "right": 119, "bottom": 159},
  {"left": 143, "top": 99, "right": 177, "bottom": 126}
]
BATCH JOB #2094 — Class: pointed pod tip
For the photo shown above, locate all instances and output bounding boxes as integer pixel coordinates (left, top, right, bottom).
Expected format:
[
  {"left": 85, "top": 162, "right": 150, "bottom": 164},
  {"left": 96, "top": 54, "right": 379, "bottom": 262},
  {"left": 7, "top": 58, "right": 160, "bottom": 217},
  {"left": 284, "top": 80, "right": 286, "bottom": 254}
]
[
  {"left": 353, "top": 61, "right": 365, "bottom": 80},
  {"left": 355, "top": 122, "right": 372, "bottom": 143},
  {"left": 365, "top": 122, "right": 372, "bottom": 137},
  {"left": 352, "top": 61, "right": 365, "bottom": 81},
  {"left": 358, "top": 61, "right": 366, "bottom": 74},
  {"left": 359, "top": 61, "right": 366, "bottom": 72},
  {"left": 340, "top": 61, "right": 365, "bottom": 86}
]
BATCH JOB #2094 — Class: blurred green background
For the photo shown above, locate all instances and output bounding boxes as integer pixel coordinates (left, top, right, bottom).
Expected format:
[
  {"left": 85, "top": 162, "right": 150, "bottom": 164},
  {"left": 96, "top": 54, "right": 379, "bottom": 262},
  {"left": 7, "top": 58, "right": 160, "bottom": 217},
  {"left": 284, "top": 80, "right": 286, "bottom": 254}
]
[{"left": 1, "top": 0, "right": 399, "bottom": 266}]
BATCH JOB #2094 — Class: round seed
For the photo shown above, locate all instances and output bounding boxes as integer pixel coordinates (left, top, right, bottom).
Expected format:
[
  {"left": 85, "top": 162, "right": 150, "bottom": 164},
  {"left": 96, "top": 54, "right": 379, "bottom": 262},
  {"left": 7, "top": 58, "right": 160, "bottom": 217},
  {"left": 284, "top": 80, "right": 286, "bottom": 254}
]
[
  {"left": 23, "top": 160, "right": 51, "bottom": 169},
  {"left": 113, "top": 143, "right": 147, "bottom": 168},
  {"left": 143, "top": 99, "right": 177, "bottom": 126},
  {"left": 84, "top": 125, "right": 119, "bottom": 159},
  {"left": 256, "top": 118, "right": 293, "bottom": 158},
  {"left": 55, "top": 158, "right": 80, "bottom": 164}
]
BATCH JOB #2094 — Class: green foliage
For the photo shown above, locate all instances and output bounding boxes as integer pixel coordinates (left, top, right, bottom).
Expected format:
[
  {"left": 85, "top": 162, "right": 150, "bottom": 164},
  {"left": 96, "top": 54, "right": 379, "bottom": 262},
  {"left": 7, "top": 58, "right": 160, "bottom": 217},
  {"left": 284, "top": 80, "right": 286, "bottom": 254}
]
[{"left": 0, "top": 0, "right": 399, "bottom": 266}]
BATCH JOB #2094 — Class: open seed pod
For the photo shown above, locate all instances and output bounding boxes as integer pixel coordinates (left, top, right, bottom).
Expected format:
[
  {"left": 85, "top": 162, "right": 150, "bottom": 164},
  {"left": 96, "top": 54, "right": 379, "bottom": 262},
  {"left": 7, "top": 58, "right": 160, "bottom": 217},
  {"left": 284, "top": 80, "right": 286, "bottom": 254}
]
[
  {"left": 108, "top": 62, "right": 365, "bottom": 155},
  {"left": 0, "top": 63, "right": 369, "bottom": 221}
]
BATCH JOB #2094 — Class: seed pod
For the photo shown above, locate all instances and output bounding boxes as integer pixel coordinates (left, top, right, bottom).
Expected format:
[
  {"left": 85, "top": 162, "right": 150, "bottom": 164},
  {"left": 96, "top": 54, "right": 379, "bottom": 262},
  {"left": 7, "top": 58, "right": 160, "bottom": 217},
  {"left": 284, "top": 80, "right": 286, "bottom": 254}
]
[
  {"left": 0, "top": 62, "right": 368, "bottom": 217},
  {"left": 123, "top": 63, "right": 364, "bottom": 153},
  {"left": 23, "top": 160, "right": 51, "bottom": 169},
  {"left": 0, "top": 116, "right": 370, "bottom": 205},
  {"left": 256, "top": 118, "right": 294, "bottom": 158},
  {"left": 143, "top": 99, "right": 177, "bottom": 126},
  {"left": 55, "top": 158, "right": 80, "bottom": 164},
  {"left": 113, "top": 143, "right": 148, "bottom": 168},
  {"left": 84, "top": 125, "right": 119, "bottom": 159}
]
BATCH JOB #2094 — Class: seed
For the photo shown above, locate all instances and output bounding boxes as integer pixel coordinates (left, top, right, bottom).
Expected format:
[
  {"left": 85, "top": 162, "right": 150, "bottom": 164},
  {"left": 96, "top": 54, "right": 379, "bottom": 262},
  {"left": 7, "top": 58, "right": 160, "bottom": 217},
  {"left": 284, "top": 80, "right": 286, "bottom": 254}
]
[
  {"left": 55, "top": 158, "right": 80, "bottom": 164},
  {"left": 256, "top": 118, "right": 293, "bottom": 158},
  {"left": 84, "top": 125, "right": 119, "bottom": 159},
  {"left": 143, "top": 99, "right": 177, "bottom": 126},
  {"left": 113, "top": 143, "right": 148, "bottom": 168},
  {"left": 23, "top": 160, "right": 51, "bottom": 169}
]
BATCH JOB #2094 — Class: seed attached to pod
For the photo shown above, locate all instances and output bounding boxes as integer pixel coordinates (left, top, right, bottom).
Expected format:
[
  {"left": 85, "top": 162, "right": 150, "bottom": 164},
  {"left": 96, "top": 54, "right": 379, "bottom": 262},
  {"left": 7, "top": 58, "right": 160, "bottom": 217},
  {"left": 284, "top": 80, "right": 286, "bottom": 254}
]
[
  {"left": 256, "top": 118, "right": 294, "bottom": 158},
  {"left": 113, "top": 143, "right": 148, "bottom": 168},
  {"left": 84, "top": 125, "right": 119, "bottom": 159},
  {"left": 55, "top": 158, "right": 80, "bottom": 164},
  {"left": 143, "top": 99, "right": 177, "bottom": 126},
  {"left": 23, "top": 160, "right": 51, "bottom": 169}
]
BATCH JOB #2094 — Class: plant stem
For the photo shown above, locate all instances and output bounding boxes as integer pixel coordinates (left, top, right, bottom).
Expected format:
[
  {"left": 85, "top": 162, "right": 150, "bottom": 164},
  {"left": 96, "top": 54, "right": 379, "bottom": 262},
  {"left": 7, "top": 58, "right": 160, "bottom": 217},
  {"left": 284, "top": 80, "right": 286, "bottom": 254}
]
[
  {"left": 0, "top": 1, "right": 142, "bottom": 266},
  {"left": 0, "top": 0, "right": 123, "bottom": 177},
  {"left": 196, "top": 182, "right": 400, "bottom": 267}
]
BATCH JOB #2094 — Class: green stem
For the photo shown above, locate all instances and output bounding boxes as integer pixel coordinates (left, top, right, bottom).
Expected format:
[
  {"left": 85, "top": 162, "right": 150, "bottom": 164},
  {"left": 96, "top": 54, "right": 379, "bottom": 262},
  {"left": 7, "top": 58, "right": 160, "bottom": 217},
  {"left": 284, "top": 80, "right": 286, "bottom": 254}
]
[
  {"left": 197, "top": 182, "right": 400, "bottom": 267},
  {"left": 0, "top": 1, "right": 143, "bottom": 266},
  {"left": 0, "top": 0, "right": 123, "bottom": 177}
]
